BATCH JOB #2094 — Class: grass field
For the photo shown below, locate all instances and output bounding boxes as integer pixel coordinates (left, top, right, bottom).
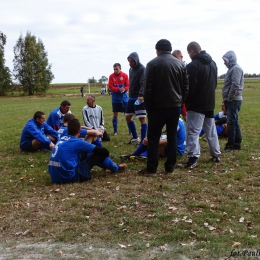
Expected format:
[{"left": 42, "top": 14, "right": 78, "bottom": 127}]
[{"left": 0, "top": 83, "right": 260, "bottom": 259}]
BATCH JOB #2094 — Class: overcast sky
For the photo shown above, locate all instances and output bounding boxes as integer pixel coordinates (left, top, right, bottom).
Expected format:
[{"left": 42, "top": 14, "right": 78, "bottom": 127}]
[{"left": 1, "top": 0, "right": 259, "bottom": 83}]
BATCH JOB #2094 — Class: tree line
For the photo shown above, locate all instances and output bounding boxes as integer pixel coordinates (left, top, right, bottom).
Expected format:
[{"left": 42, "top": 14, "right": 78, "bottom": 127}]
[
  {"left": 0, "top": 31, "right": 54, "bottom": 96},
  {"left": 219, "top": 73, "right": 260, "bottom": 79}
]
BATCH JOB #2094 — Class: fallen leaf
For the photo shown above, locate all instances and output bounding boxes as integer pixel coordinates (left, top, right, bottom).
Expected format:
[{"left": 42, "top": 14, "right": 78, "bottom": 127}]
[
  {"left": 239, "top": 217, "right": 244, "bottom": 223},
  {"left": 118, "top": 243, "right": 127, "bottom": 249},
  {"left": 232, "top": 242, "right": 241, "bottom": 248},
  {"left": 116, "top": 186, "right": 120, "bottom": 191},
  {"left": 69, "top": 193, "right": 75, "bottom": 196}
]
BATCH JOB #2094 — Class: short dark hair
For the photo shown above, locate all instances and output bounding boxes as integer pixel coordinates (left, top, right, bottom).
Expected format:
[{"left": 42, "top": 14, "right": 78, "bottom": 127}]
[
  {"left": 172, "top": 50, "right": 182, "bottom": 58},
  {"left": 63, "top": 113, "right": 75, "bottom": 123},
  {"left": 34, "top": 111, "right": 45, "bottom": 120},
  {"left": 68, "top": 119, "right": 80, "bottom": 136},
  {"left": 60, "top": 100, "right": 71, "bottom": 107},
  {"left": 187, "top": 42, "right": 201, "bottom": 54},
  {"left": 113, "top": 63, "right": 121, "bottom": 69},
  {"left": 87, "top": 94, "right": 95, "bottom": 101}
]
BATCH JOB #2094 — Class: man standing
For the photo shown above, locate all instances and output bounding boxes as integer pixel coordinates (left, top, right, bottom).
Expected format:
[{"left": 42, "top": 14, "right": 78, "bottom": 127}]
[
  {"left": 108, "top": 63, "right": 129, "bottom": 135},
  {"left": 222, "top": 51, "right": 244, "bottom": 152},
  {"left": 140, "top": 39, "right": 189, "bottom": 176},
  {"left": 80, "top": 85, "right": 85, "bottom": 98},
  {"left": 46, "top": 100, "right": 71, "bottom": 130},
  {"left": 126, "top": 52, "right": 147, "bottom": 144},
  {"left": 183, "top": 41, "right": 221, "bottom": 168}
]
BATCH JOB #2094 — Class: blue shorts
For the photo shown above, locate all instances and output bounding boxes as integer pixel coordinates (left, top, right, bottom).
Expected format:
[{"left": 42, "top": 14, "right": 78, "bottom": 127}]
[
  {"left": 112, "top": 102, "right": 127, "bottom": 113},
  {"left": 20, "top": 140, "right": 50, "bottom": 151},
  {"left": 125, "top": 99, "right": 146, "bottom": 118}
]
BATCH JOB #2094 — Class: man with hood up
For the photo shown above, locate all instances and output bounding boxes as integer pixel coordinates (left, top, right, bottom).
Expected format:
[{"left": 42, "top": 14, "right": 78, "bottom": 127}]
[
  {"left": 182, "top": 41, "right": 221, "bottom": 168},
  {"left": 222, "top": 51, "right": 244, "bottom": 152},
  {"left": 125, "top": 52, "right": 147, "bottom": 144}
]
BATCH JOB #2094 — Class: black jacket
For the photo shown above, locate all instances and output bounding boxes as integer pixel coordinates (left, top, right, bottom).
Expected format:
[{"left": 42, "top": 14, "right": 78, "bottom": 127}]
[
  {"left": 143, "top": 52, "right": 189, "bottom": 112},
  {"left": 127, "top": 52, "right": 145, "bottom": 98},
  {"left": 186, "top": 50, "right": 217, "bottom": 112}
]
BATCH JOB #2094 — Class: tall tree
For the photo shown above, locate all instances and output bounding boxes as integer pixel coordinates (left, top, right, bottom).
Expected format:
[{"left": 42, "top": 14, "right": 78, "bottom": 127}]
[
  {"left": 13, "top": 32, "right": 54, "bottom": 95},
  {"left": 98, "top": 76, "right": 108, "bottom": 84},
  {"left": 0, "top": 31, "right": 12, "bottom": 96}
]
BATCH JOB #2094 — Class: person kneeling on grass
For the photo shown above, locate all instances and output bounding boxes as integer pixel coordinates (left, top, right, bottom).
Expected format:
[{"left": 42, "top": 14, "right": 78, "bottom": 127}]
[
  {"left": 120, "top": 118, "right": 186, "bottom": 159},
  {"left": 48, "top": 119, "right": 126, "bottom": 184},
  {"left": 20, "top": 111, "right": 58, "bottom": 152}
]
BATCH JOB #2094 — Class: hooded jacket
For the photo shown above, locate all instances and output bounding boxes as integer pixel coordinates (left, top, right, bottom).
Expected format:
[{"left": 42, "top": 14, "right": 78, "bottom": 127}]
[
  {"left": 186, "top": 50, "right": 217, "bottom": 113},
  {"left": 143, "top": 52, "right": 189, "bottom": 112},
  {"left": 222, "top": 51, "right": 244, "bottom": 101},
  {"left": 127, "top": 52, "right": 145, "bottom": 98}
]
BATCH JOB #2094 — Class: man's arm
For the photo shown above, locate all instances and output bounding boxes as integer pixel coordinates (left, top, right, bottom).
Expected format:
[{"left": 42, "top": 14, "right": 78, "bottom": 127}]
[
  {"left": 138, "top": 67, "right": 145, "bottom": 98},
  {"left": 186, "top": 62, "right": 198, "bottom": 103},
  {"left": 28, "top": 123, "right": 51, "bottom": 145},
  {"left": 143, "top": 63, "right": 154, "bottom": 112},
  {"left": 181, "top": 66, "right": 189, "bottom": 103},
  {"left": 108, "top": 74, "right": 120, "bottom": 92}
]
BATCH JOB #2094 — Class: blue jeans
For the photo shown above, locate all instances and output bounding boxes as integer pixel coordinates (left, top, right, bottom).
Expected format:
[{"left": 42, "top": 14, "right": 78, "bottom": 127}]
[
  {"left": 147, "top": 107, "right": 180, "bottom": 173},
  {"left": 224, "top": 100, "right": 242, "bottom": 148}
]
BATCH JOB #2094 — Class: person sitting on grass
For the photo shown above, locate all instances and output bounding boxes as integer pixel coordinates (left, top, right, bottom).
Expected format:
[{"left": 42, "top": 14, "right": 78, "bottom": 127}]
[
  {"left": 20, "top": 111, "right": 58, "bottom": 152},
  {"left": 58, "top": 113, "right": 103, "bottom": 147},
  {"left": 48, "top": 119, "right": 126, "bottom": 183},
  {"left": 120, "top": 118, "right": 186, "bottom": 159},
  {"left": 46, "top": 100, "right": 72, "bottom": 130},
  {"left": 200, "top": 102, "right": 228, "bottom": 139}
]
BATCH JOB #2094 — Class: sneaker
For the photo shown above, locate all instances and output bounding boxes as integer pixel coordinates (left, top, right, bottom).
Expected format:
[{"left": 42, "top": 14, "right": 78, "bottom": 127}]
[
  {"left": 138, "top": 168, "right": 157, "bottom": 177},
  {"left": 109, "top": 153, "right": 116, "bottom": 159},
  {"left": 178, "top": 161, "right": 197, "bottom": 169},
  {"left": 211, "top": 157, "right": 220, "bottom": 163},
  {"left": 130, "top": 155, "right": 147, "bottom": 161},
  {"left": 120, "top": 154, "right": 131, "bottom": 160},
  {"left": 222, "top": 146, "right": 233, "bottom": 153},
  {"left": 113, "top": 132, "right": 118, "bottom": 136},
  {"left": 117, "top": 163, "right": 127, "bottom": 173},
  {"left": 127, "top": 137, "right": 140, "bottom": 144}
]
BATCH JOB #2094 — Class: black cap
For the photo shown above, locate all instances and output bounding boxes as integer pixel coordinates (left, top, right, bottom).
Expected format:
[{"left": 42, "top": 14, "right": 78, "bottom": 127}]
[{"left": 155, "top": 39, "right": 172, "bottom": 51}]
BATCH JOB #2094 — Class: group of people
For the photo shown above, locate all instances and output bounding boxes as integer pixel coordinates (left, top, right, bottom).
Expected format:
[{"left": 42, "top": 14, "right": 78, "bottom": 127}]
[{"left": 20, "top": 39, "right": 244, "bottom": 181}]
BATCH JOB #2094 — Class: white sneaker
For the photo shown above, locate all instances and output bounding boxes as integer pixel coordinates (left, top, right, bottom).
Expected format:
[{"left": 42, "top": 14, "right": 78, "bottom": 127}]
[{"left": 127, "top": 137, "right": 140, "bottom": 144}]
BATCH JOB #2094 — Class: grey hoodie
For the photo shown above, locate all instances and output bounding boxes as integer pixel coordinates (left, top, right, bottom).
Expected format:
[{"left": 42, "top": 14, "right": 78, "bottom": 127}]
[{"left": 222, "top": 51, "right": 244, "bottom": 101}]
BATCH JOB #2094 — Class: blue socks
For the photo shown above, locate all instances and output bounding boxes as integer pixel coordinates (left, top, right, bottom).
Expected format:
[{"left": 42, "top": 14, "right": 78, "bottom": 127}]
[
  {"left": 128, "top": 120, "right": 138, "bottom": 139},
  {"left": 141, "top": 123, "right": 147, "bottom": 143},
  {"left": 112, "top": 117, "right": 118, "bottom": 133},
  {"left": 93, "top": 138, "right": 102, "bottom": 147}
]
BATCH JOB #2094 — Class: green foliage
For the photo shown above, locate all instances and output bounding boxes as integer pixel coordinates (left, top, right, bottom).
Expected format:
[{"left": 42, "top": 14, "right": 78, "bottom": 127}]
[
  {"left": 98, "top": 75, "right": 108, "bottom": 84},
  {"left": 13, "top": 31, "right": 54, "bottom": 95},
  {"left": 0, "top": 31, "right": 13, "bottom": 95},
  {"left": 88, "top": 77, "right": 97, "bottom": 83}
]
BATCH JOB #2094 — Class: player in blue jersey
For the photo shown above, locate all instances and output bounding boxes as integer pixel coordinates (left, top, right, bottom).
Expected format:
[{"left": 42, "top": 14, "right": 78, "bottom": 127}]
[
  {"left": 120, "top": 118, "right": 186, "bottom": 159},
  {"left": 58, "top": 113, "right": 103, "bottom": 147},
  {"left": 20, "top": 111, "right": 58, "bottom": 152},
  {"left": 46, "top": 100, "right": 72, "bottom": 130},
  {"left": 49, "top": 119, "right": 127, "bottom": 183}
]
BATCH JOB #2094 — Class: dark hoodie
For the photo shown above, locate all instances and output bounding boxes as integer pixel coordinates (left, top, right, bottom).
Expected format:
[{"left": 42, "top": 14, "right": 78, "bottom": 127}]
[
  {"left": 127, "top": 52, "right": 145, "bottom": 98},
  {"left": 186, "top": 50, "right": 217, "bottom": 113}
]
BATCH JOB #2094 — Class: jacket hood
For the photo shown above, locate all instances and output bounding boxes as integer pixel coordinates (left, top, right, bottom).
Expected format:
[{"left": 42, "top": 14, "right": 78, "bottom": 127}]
[
  {"left": 193, "top": 50, "right": 212, "bottom": 65},
  {"left": 222, "top": 51, "right": 237, "bottom": 68},
  {"left": 127, "top": 52, "right": 140, "bottom": 68}
]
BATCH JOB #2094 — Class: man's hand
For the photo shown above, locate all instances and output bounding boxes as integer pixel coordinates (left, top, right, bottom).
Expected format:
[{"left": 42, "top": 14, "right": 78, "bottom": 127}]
[
  {"left": 49, "top": 142, "right": 55, "bottom": 150},
  {"left": 120, "top": 87, "right": 125, "bottom": 93},
  {"left": 142, "top": 137, "right": 148, "bottom": 145},
  {"left": 138, "top": 96, "right": 144, "bottom": 103}
]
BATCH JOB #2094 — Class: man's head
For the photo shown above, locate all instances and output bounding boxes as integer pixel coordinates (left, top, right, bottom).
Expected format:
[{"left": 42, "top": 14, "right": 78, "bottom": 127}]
[
  {"left": 63, "top": 113, "right": 75, "bottom": 124},
  {"left": 68, "top": 119, "right": 81, "bottom": 136},
  {"left": 172, "top": 50, "right": 183, "bottom": 61},
  {"left": 113, "top": 63, "right": 121, "bottom": 75},
  {"left": 155, "top": 39, "right": 172, "bottom": 55},
  {"left": 86, "top": 95, "right": 95, "bottom": 107},
  {"left": 34, "top": 111, "right": 45, "bottom": 125},
  {"left": 187, "top": 42, "right": 201, "bottom": 59},
  {"left": 127, "top": 57, "right": 136, "bottom": 68},
  {"left": 60, "top": 100, "right": 71, "bottom": 114}
]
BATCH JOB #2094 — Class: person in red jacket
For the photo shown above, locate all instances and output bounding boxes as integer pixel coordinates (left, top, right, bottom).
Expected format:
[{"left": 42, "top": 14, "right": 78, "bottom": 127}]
[{"left": 108, "top": 63, "right": 129, "bottom": 135}]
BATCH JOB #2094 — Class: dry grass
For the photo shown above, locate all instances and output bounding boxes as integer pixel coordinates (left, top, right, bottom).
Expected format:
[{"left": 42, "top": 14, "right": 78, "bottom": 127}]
[{"left": 0, "top": 86, "right": 260, "bottom": 259}]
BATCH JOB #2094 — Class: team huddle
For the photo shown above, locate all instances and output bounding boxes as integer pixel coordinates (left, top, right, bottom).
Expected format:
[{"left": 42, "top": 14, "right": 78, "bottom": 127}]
[{"left": 20, "top": 39, "right": 244, "bottom": 181}]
